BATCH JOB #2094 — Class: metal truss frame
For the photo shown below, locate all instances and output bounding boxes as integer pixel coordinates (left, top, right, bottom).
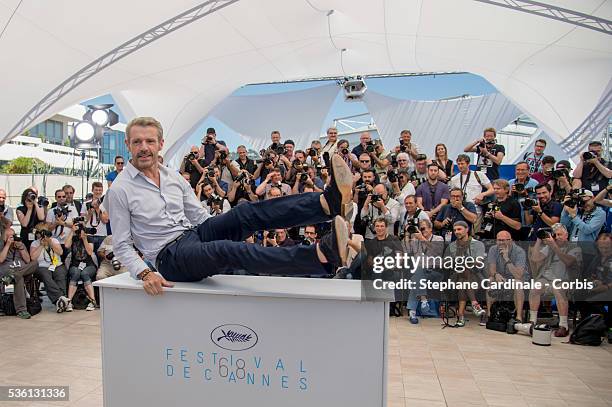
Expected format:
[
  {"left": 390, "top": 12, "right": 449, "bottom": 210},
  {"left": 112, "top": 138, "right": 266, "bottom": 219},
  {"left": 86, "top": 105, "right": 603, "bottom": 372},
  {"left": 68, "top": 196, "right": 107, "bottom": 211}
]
[
  {"left": 5, "top": 0, "right": 239, "bottom": 143},
  {"left": 473, "top": 0, "right": 612, "bottom": 35}
]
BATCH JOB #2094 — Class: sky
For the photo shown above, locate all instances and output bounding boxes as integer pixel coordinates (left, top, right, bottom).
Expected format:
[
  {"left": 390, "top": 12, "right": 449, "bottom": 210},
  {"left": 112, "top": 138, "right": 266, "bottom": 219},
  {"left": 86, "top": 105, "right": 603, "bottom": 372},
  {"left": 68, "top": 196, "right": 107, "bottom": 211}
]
[{"left": 84, "top": 73, "right": 498, "bottom": 151}]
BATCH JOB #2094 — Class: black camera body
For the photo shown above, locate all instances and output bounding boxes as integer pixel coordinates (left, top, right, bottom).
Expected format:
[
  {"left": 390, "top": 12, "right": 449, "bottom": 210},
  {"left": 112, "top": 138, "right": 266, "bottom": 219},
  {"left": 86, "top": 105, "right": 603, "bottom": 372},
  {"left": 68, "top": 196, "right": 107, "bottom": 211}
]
[
  {"left": 536, "top": 228, "right": 552, "bottom": 240},
  {"left": 187, "top": 152, "right": 197, "bottom": 161},
  {"left": 54, "top": 205, "right": 70, "bottom": 218},
  {"left": 365, "top": 141, "right": 375, "bottom": 153},
  {"left": 218, "top": 151, "right": 228, "bottom": 161},
  {"left": 299, "top": 172, "right": 308, "bottom": 183},
  {"left": 267, "top": 230, "right": 276, "bottom": 239},
  {"left": 0, "top": 204, "right": 5, "bottom": 213},
  {"left": 37, "top": 196, "right": 49, "bottom": 207},
  {"left": 341, "top": 148, "right": 349, "bottom": 155},
  {"left": 235, "top": 172, "right": 249, "bottom": 184},
  {"left": 565, "top": 189, "right": 586, "bottom": 209},
  {"left": 13, "top": 236, "right": 22, "bottom": 243},
  {"left": 105, "top": 252, "right": 121, "bottom": 270},
  {"left": 35, "top": 229, "right": 52, "bottom": 239},
  {"left": 270, "top": 143, "right": 285, "bottom": 156},
  {"left": 370, "top": 194, "right": 382, "bottom": 202},
  {"left": 523, "top": 198, "right": 538, "bottom": 209},
  {"left": 205, "top": 135, "right": 214, "bottom": 144},
  {"left": 552, "top": 168, "right": 569, "bottom": 179},
  {"left": 26, "top": 191, "right": 37, "bottom": 201},
  {"left": 582, "top": 151, "right": 595, "bottom": 161},
  {"left": 207, "top": 194, "right": 223, "bottom": 207},
  {"left": 387, "top": 169, "right": 398, "bottom": 183},
  {"left": 308, "top": 149, "right": 318, "bottom": 157}
]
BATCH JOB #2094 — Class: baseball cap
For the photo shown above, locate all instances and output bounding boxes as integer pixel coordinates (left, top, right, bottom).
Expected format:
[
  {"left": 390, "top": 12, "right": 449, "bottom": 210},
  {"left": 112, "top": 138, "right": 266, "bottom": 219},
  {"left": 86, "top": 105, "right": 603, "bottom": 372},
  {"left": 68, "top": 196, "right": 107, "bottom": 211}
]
[
  {"left": 206, "top": 127, "right": 216, "bottom": 134},
  {"left": 579, "top": 189, "right": 594, "bottom": 198},
  {"left": 556, "top": 160, "right": 572, "bottom": 170},
  {"left": 453, "top": 221, "right": 469, "bottom": 229}
]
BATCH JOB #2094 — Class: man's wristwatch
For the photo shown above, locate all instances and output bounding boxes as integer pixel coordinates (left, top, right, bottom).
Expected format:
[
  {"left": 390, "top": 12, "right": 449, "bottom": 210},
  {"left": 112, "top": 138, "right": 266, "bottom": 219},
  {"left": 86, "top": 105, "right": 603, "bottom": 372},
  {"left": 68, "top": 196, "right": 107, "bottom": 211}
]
[
  {"left": 459, "top": 206, "right": 465, "bottom": 212},
  {"left": 139, "top": 269, "right": 153, "bottom": 281}
]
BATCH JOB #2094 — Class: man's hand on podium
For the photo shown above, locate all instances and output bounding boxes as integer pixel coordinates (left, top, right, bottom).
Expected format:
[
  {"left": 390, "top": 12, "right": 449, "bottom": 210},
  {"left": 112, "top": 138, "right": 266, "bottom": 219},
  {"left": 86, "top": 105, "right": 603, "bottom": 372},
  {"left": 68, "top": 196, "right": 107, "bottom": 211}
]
[{"left": 142, "top": 272, "right": 175, "bottom": 296}]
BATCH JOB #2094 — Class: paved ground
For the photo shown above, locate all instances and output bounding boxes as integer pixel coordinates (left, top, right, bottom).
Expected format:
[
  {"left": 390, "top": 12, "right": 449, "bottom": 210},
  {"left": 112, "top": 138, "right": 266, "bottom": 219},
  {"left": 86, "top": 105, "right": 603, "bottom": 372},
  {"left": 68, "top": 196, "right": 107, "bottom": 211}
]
[{"left": 1, "top": 303, "right": 611, "bottom": 407}]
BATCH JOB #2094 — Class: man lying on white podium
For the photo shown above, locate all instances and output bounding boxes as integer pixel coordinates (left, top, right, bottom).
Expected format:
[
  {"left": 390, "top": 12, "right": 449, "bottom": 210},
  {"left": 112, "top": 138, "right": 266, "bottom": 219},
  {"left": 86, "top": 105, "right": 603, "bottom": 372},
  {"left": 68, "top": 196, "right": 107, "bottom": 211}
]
[{"left": 106, "top": 117, "right": 353, "bottom": 296}]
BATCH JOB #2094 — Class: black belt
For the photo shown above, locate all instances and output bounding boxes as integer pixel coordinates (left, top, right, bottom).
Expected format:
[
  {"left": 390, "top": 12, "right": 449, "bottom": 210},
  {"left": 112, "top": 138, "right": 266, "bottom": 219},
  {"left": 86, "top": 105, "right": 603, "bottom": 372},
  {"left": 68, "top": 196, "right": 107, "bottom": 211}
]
[{"left": 155, "top": 229, "right": 191, "bottom": 271}]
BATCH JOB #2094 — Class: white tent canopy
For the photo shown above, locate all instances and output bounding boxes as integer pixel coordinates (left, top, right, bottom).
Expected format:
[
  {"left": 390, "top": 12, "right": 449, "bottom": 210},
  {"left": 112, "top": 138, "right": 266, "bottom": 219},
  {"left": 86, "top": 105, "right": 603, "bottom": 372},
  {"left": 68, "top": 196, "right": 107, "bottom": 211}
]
[{"left": 0, "top": 0, "right": 610, "bottom": 162}]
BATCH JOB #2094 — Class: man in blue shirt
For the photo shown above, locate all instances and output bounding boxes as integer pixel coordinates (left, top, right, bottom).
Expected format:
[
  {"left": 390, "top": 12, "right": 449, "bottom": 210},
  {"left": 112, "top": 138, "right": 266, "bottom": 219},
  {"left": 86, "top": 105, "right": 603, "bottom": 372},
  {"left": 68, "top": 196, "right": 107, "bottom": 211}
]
[
  {"left": 107, "top": 117, "right": 354, "bottom": 296},
  {"left": 105, "top": 156, "right": 124, "bottom": 187},
  {"left": 561, "top": 189, "right": 606, "bottom": 242},
  {"left": 434, "top": 187, "right": 478, "bottom": 242}
]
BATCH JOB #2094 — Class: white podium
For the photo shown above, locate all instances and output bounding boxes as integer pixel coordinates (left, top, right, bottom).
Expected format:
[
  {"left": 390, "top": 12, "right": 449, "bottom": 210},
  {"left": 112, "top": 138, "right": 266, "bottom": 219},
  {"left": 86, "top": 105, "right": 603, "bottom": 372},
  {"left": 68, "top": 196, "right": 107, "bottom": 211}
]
[{"left": 94, "top": 273, "right": 390, "bottom": 407}]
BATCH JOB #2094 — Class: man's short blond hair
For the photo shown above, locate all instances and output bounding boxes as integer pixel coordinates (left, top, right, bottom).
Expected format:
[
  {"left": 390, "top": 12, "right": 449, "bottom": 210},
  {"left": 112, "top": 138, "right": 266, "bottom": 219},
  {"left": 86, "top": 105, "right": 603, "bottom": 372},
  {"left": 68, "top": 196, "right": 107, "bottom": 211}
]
[{"left": 126, "top": 117, "right": 163, "bottom": 141}]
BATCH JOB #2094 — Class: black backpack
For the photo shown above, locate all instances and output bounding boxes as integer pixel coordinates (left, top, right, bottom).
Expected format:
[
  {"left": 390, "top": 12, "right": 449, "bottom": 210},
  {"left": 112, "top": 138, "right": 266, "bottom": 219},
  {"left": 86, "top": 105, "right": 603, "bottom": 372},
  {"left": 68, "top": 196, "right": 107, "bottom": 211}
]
[{"left": 569, "top": 314, "right": 607, "bottom": 346}]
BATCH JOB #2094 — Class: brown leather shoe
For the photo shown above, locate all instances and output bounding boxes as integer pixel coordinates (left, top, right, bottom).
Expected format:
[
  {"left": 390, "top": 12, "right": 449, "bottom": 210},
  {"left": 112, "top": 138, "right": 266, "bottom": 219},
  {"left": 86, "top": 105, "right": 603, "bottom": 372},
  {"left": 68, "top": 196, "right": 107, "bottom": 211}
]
[{"left": 554, "top": 327, "right": 569, "bottom": 337}]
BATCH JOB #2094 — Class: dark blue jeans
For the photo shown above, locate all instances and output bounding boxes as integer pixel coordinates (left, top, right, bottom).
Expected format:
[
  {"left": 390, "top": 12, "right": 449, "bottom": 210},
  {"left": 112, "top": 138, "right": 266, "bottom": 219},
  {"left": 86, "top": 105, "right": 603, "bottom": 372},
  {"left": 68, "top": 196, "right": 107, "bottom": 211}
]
[{"left": 157, "top": 192, "right": 331, "bottom": 282}]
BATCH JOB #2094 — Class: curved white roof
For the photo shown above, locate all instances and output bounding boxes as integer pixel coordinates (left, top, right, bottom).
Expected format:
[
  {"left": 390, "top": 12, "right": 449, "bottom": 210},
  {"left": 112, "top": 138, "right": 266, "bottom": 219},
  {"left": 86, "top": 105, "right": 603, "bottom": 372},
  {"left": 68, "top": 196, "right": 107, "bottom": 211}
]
[{"left": 0, "top": 0, "right": 610, "bottom": 161}]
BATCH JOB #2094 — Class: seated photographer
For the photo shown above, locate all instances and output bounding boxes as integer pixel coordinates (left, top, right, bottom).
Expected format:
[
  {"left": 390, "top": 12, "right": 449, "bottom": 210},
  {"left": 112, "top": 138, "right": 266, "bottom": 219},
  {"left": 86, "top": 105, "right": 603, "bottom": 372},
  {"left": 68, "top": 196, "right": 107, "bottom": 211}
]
[
  {"left": 179, "top": 146, "right": 206, "bottom": 190},
  {"left": 394, "top": 130, "right": 420, "bottom": 172},
  {"left": 485, "top": 231, "right": 528, "bottom": 325},
  {"left": 560, "top": 189, "right": 606, "bottom": 242},
  {"left": 572, "top": 141, "right": 612, "bottom": 193},
  {"left": 197, "top": 182, "right": 231, "bottom": 216},
  {"left": 531, "top": 155, "right": 556, "bottom": 186},
  {"left": 579, "top": 233, "right": 612, "bottom": 343},
  {"left": 336, "top": 139, "right": 359, "bottom": 172},
  {"left": 29, "top": 223, "right": 69, "bottom": 313},
  {"left": 256, "top": 167, "right": 292, "bottom": 199},
  {"left": 227, "top": 170, "right": 258, "bottom": 206},
  {"left": 96, "top": 235, "right": 128, "bottom": 280},
  {"left": 64, "top": 223, "right": 98, "bottom": 312},
  {"left": 46, "top": 188, "right": 79, "bottom": 261},
  {"left": 594, "top": 183, "right": 612, "bottom": 207},
  {"left": 0, "top": 188, "right": 14, "bottom": 225},
  {"left": 464, "top": 127, "right": 505, "bottom": 181},
  {"left": 16, "top": 188, "right": 47, "bottom": 250},
  {"left": 285, "top": 151, "right": 307, "bottom": 185},
  {"left": 302, "top": 225, "right": 319, "bottom": 245},
  {"left": 449, "top": 154, "right": 494, "bottom": 214},
  {"left": 360, "top": 184, "right": 400, "bottom": 240},
  {"left": 434, "top": 187, "right": 478, "bottom": 242},
  {"left": 478, "top": 179, "right": 522, "bottom": 241},
  {"left": 415, "top": 163, "right": 450, "bottom": 221},
  {"left": 0, "top": 227, "right": 37, "bottom": 319},
  {"left": 253, "top": 150, "right": 285, "bottom": 184},
  {"left": 523, "top": 183, "right": 562, "bottom": 241},
  {"left": 444, "top": 221, "right": 487, "bottom": 327},
  {"left": 528, "top": 223, "right": 582, "bottom": 337},
  {"left": 405, "top": 219, "right": 445, "bottom": 324}
]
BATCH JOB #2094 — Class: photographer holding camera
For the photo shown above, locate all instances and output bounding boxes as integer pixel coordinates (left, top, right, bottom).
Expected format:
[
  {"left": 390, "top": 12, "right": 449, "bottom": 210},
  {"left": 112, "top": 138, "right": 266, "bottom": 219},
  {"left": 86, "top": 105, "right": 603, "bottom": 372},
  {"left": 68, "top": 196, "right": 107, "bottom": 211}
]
[
  {"left": 262, "top": 228, "right": 296, "bottom": 248},
  {"left": 29, "top": 223, "right": 70, "bottom": 313},
  {"left": 64, "top": 222, "right": 98, "bottom": 312},
  {"left": 550, "top": 160, "right": 573, "bottom": 202},
  {"left": 560, "top": 189, "right": 606, "bottom": 242},
  {"left": 81, "top": 182, "right": 109, "bottom": 255},
  {"left": 572, "top": 141, "right": 612, "bottom": 194},
  {"left": 522, "top": 138, "right": 547, "bottom": 175},
  {"left": 485, "top": 231, "right": 527, "bottom": 325},
  {"left": 531, "top": 155, "right": 556, "bottom": 187},
  {"left": 337, "top": 139, "right": 359, "bottom": 172},
  {"left": 449, "top": 154, "right": 494, "bottom": 214},
  {"left": 199, "top": 127, "right": 229, "bottom": 167},
  {"left": 351, "top": 131, "right": 373, "bottom": 158},
  {"left": 352, "top": 169, "right": 377, "bottom": 235},
  {"left": 197, "top": 182, "right": 231, "bottom": 215},
  {"left": 360, "top": 184, "right": 400, "bottom": 239},
  {"left": 523, "top": 183, "right": 562, "bottom": 241},
  {"left": 528, "top": 223, "right": 582, "bottom": 337},
  {"left": 196, "top": 165, "right": 227, "bottom": 197},
  {"left": 234, "top": 145, "right": 257, "bottom": 176},
  {"left": 16, "top": 188, "right": 47, "bottom": 249},
  {"left": 227, "top": 170, "right": 259, "bottom": 206},
  {"left": 0, "top": 188, "right": 14, "bottom": 225},
  {"left": 509, "top": 161, "right": 538, "bottom": 202},
  {"left": 305, "top": 140, "right": 323, "bottom": 166},
  {"left": 0, "top": 227, "right": 37, "bottom": 319},
  {"left": 478, "top": 180, "right": 522, "bottom": 241},
  {"left": 46, "top": 189, "right": 79, "bottom": 260},
  {"left": 416, "top": 163, "right": 450, "bottom": 221},
  {"left": 594, "top": 182, "right": 612, "bottom": 207},
  {"left": 256, "top": 167, "right": 292, "bottom": 199},
  {"left": 253, "top": 150, "right": 284, "bottom": 184},
  {"left": 394, "top": 130, "right": 420, "bottom": 172},
  {"left": 292, "top": 165, "right": 324, "bottom": 195},
  {"left": 398, "top": 195, "right": 430, "bottom": 238},
  {"left": 464, "top": 127, "right": 505, "bottom": 181},
  {"left": 179, "top": 146, "right": 207, "bottom": 190},
  {"left": 389, "top": 168, "right": 416, "bottom": 204},
  {"left": 434, "top": 187, "right": 478, "bottom": 242},
  {"left": 409, "top": 155, "right": 429, "bottom": 188},
  {"left": 96, "top": 235, "right": 128, "bottom": 280}
]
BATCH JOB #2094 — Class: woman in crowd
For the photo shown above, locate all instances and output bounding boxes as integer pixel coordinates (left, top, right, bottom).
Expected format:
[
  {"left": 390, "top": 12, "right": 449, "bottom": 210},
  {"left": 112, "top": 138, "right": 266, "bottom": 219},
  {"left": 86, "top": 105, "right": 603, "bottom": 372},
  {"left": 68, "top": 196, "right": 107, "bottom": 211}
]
[
  {"left": 29, "top": 223, "right": 69, "bottom": 313},
  {"left": 64, "top": 223, "right": 97, "bottom": 311},
  {"left": 432, "top": 143, "right": 454, "bottom": 182},
  {"left": 16, "top": 188, "right": 46, "bottom": 250}
]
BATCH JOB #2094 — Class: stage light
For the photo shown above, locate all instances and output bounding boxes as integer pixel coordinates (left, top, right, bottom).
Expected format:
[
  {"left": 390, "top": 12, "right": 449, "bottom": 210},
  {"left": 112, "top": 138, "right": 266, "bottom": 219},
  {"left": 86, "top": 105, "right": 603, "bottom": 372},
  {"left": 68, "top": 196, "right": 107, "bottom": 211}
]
[
  {"left": 85, "top": 104, "right": 119, "bottom": 127},
  {"left": 74, "top": 121, "right": 95, "bottom": 142},
  {"left": 342, "top": 76, "right": 367, "bottom": 102},
  {"left": 91, "top": 109, "right": 110, "bottom": 126}
]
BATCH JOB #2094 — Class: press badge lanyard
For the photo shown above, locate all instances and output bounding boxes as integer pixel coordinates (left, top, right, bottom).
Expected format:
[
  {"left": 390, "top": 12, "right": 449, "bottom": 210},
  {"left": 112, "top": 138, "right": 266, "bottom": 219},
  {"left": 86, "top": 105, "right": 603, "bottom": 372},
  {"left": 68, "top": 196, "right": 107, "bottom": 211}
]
[{"left": 459, "top": 171, "right": 471, "bottom": 194}]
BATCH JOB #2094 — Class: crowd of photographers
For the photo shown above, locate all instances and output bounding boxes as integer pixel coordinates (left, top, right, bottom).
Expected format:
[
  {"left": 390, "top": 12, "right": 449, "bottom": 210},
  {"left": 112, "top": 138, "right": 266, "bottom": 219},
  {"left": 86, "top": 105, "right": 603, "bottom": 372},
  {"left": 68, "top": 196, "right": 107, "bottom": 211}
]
[{"left": 0, "top": 126, "right": 610, "bottom": 341}]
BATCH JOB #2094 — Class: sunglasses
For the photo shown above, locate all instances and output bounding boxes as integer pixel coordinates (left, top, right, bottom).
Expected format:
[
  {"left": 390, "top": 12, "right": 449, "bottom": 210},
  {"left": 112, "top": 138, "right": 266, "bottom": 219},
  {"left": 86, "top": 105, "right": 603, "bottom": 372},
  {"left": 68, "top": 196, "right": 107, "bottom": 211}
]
[
  {"left": 360, "top": 160, "right": 371, "bottom": 163},
  {"left": 304, "top": 231, "right": 316, "bottom": 235},
  {"left": 116, "top": 162, "right": 124, "bottom": 165}
]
